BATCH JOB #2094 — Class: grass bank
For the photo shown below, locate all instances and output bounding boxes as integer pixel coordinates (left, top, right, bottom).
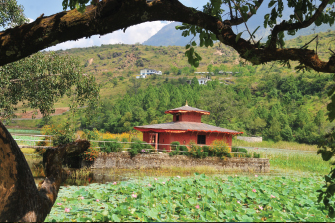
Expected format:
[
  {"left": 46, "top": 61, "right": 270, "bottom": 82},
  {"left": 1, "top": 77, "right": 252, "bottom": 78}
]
[
  {"left": 233, "top": 139, "right": 319, "bottom": 151},
  {"left": 262, "top": 151, "right": 331, "bottom": 175}
]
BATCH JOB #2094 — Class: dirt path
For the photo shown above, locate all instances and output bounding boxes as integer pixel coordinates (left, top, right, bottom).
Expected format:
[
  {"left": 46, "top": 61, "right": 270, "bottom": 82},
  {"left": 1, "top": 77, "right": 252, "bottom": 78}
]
[{"left": 13, "top": 107, "right": 69, "bottom": 120}]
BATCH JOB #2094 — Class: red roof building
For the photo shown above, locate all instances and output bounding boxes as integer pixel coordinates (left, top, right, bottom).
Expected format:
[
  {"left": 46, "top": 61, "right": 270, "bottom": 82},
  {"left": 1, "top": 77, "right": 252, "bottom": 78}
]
[{"left": 134, "top": 103, "right": 243, "bottom": 152}]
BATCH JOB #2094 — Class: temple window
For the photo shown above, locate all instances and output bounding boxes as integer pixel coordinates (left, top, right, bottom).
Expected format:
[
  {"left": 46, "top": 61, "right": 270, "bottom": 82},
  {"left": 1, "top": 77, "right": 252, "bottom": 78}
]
[{"left": 197, "top": 135, "right": 206, "bottom": 144}]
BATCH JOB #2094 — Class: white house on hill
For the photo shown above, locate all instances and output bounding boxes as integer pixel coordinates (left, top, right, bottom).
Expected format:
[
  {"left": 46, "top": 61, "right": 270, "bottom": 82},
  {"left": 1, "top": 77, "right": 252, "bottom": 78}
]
[
  {"left": 198, "top": 77, "right": 211, "bottom": 85},
  {"left": 140, "top": 68, "right": 162, "bottom": 76},
  {"left": 136, "top": 68, "right": 162, "bottom": 78}
]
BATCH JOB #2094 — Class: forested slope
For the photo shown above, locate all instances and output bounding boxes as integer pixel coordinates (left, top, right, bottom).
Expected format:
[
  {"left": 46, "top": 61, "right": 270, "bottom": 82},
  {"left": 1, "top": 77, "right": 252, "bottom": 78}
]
[
  {"left": 12, "top": 30, "right": 335, "bottom": 145},
  {"left": 81, "top": 70, "right": 332, "bottom": 145}
]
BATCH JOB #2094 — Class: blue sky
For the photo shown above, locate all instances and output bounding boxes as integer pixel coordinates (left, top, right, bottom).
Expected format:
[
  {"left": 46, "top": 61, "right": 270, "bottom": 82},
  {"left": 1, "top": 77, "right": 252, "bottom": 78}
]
[{"left": 16, "top": 0, "right": 209, "bottom": 51}]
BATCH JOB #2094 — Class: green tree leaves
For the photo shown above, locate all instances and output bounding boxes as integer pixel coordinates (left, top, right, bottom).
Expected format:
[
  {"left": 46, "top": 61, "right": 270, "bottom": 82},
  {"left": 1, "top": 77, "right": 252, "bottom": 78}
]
[
  {"left": 0, "top": 0, "right": 28, "bottom": 28},
  {"left": 0, "top": 52, "right": 99, "bottom": 121},
  {"left": 62, "top": 0, "right": 90, "bottom": 13},
  {"left": 184, "top": 45, "right": 202, "bottom": 68}
]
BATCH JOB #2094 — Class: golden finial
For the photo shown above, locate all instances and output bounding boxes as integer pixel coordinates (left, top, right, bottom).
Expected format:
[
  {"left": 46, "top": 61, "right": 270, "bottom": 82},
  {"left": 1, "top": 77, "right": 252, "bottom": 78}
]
[{"left": 185, "top": 100, "right": 188, "bottom": 106}]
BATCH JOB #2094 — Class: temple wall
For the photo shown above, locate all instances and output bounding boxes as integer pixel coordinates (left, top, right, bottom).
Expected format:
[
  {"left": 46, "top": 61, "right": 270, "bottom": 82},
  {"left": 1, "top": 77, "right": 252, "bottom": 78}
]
[
  {"left": 155, "top": 132, "right": 233, "bottom": 152},
  {"left": 236, "top": 136, "right": 262, "bottom": 143},
  {"left": 82, "top": 152, "right": 270, "bottom": 173},
  {"left": 179, "top": 113, "right": 202, "bottom": 122}
]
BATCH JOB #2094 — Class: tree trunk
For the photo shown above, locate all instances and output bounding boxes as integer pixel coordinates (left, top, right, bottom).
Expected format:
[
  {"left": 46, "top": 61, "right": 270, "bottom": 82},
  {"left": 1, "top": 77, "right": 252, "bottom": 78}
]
[{"left": 0, "top": 121, "right": 90, "bottom": 221}]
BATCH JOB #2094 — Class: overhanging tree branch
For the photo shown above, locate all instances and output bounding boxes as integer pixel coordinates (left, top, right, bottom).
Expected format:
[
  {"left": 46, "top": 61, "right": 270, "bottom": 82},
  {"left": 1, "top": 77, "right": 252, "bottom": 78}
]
[
  {"left": 228, "top": 0, "right": 264, "bottom": 26},
  {"left": 269, "top": 0, "right": 330, "bottom": 49},
  {"left": 0, "top": 0, "right": 334, "bottom": 73}
]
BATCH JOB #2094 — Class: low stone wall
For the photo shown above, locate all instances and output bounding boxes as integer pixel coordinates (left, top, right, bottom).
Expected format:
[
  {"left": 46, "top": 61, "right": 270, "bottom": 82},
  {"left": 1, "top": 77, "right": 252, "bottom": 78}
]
[
  {"left": 82, "top": 152, "right": 270, "bottom": 173},
  {"left": 236, "top": 136, "right": 262, "bottom": 142}
]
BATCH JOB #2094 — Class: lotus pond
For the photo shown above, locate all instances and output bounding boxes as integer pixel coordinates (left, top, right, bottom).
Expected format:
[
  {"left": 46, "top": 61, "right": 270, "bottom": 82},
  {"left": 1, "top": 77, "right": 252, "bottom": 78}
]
[{"left": 46, "top": 173, "right": 332, "bottom": 222}]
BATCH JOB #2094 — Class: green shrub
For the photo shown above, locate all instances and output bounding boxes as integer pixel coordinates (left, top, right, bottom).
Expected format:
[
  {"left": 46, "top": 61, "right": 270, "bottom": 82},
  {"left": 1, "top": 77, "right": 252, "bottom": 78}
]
[
  {"left": 253, "top": 152, "right": 261, "bottom": 158},
  {"left": 170, "top": 142, "right": 190, "bottom": 156},
  {"left": 169, "top": 142, "right": 180, "bottom": 157},
  {"left": 233, "top": 153, "right": 246, "bottom": 158},
  {"left": 99, "top": 139, "right": 122, "bottom": 153},
  {"left": 210, "top": 140, "right": 230, "bottom": 157},
  {"left": 231, "top": 147, "right": 248, "bottom": 153},
  {"left": 202, "top": 146, "right": 211, "bottom": 156},
  {"left": 81, "top": 129, "right": 100, "bottom": 148},
  {"left": 179, "top": 145, "right": 189, "bottom": 155},
  {"left": 171, "top": 141, "right": 180, "bottom": 150},
  {"left": 129, "top": 139, "right": 153, "bottom": 157},
  {"left": 48, "top": 123, "right": 74, "bottom": 146},
  {"left": 121, "top": 137, "right": 128, "bottom": 149},
  {"left": 188, "top": 141, "right": 208, "bottom": 158}
]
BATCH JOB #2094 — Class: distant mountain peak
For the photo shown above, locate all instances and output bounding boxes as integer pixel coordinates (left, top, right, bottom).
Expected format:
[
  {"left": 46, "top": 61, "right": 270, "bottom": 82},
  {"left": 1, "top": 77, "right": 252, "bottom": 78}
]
[
  {"left": 143, "top": 22, "right": 198, "bottom": 47},
  {"left": 143, "top": 21, "right": 335, "bottom": 46}
]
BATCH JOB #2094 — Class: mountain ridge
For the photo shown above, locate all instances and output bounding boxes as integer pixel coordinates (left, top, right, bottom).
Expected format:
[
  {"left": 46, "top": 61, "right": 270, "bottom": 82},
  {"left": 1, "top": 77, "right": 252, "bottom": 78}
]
[{"left": 143, "top": 21, "right": 335, "bottom": 47}]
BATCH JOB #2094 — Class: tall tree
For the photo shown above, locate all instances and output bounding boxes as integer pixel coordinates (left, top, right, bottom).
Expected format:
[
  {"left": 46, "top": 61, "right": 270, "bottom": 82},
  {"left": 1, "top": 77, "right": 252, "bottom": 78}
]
[
  {"left": 0, "top": 17, "right": 99, "bottom": 222},
  {"left": 200, "top": 86, "right": 245, "bottom": 127},
  {"left": 0, "top": 0, "right": 27, "bottom": 28},
  {"left": 314, "top": 110, "right": 326, "bottom": 134},
  {"left": 0, "top": 52, "right": 99, "bottom": 221}
]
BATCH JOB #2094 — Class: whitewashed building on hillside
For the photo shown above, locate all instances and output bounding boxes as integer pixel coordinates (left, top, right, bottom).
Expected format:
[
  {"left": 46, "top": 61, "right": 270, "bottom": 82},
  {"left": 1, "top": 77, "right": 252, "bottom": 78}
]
[
  {"left": 136, "top": 68, "right": 162, "bottom": 78},
  {"left": 198, "top": 76, "right": 211, "bottom": 85},
  {"left": 140, "top": 68, "right": 162, "bottom": 76}
]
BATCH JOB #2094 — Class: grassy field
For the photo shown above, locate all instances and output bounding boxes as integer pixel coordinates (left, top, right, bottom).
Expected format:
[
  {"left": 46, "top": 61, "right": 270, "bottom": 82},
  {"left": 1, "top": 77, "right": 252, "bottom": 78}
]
[
  {"left": 21, "top": 148, "right": 37, "bottom": 154},
  {"left": 233, "top": 139, "right": 319, "bottom": 151},
  {"left": 7, "top": 128, "right": 41, "bottom": 134},
  {"left": 264, "top": 151, "right": 331, "bottom": 175},
  {"left": 233, "top": 139, "right": 331, "bottom": 175},
  {"left": 12, "top": 135, "right": 46, "bottom": 147}
]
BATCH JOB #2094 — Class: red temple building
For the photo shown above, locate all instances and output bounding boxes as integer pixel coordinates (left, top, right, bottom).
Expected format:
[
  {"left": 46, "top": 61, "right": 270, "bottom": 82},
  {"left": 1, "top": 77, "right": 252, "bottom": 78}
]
[{"left": 134, "top": 103, "right": 243, "bottom": 152}]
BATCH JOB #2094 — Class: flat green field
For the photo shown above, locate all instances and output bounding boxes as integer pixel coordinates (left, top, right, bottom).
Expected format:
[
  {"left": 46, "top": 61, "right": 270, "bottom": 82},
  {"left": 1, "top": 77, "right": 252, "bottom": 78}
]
[
  {"left": 232, "top": 139, "right": 319, "bottom": 151},
  {"left": 13, "top": 135, "right": 45, "bottom": 147}
]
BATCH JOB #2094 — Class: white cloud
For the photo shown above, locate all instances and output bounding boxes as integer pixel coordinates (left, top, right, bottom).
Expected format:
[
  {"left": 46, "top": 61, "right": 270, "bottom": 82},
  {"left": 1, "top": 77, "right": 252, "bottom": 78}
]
[{"left": 46, "top": 21, "right": 171, "bottom": 51}]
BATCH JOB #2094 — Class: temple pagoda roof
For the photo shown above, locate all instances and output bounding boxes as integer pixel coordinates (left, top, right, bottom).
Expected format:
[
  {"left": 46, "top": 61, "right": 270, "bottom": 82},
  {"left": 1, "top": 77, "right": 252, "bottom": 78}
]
[
  {"left": 134, "top": 121, "right": 242, "bottom": 135},
  {"left": 165, "top": 105, "right": 210, "bottom": 115}
]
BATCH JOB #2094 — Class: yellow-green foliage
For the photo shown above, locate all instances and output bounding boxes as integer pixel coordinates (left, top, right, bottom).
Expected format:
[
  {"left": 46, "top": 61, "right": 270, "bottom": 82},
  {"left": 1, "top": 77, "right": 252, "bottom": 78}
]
[{"left": 210, "top": 139, "right": 230, "bottom": 155}]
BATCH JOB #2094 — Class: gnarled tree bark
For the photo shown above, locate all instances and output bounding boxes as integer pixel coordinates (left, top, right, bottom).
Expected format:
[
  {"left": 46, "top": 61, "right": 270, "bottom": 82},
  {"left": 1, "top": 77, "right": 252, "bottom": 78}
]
[
  {"left": 0, "top": 0, "right": 334, "bottom": 73},
  {"left": 0, "top": 120, "right": 90, "bottom": 221}
]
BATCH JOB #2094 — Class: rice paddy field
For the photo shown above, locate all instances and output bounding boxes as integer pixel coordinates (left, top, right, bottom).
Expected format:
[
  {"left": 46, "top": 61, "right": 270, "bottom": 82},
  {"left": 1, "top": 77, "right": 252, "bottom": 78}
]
[
  {"left": 12, "top": 134, "right": 47, "bottom": 147},
  {"left": 15, "top": 131, "right": 334, "bottom": 222},
  {"left": 8, "top": 128, "right": 41, "bottom": 134}
]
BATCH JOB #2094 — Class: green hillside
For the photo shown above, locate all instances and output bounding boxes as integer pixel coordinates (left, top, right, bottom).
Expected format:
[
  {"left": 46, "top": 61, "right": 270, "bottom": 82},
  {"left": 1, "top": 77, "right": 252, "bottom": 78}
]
[
  {"left": 51, "top": 28, "right": 334, "bottom": 103},
  {"left": 56, "top": 28, "right": 334, "bottom": 80},
  {"left": 50, "top": 42, "right": 238, "bottom": 102},
  {"left": 8, "top": 29, "right": 335, "bottom": 144},
  {"left": 58, "top": 42, "right": 238, "bottom": 75}
]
